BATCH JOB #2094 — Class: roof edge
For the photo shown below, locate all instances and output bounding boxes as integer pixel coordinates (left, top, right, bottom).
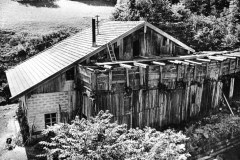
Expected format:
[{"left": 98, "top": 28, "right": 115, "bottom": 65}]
[{"left": 145, "top": 22, "right": 195, "bottom": 53}]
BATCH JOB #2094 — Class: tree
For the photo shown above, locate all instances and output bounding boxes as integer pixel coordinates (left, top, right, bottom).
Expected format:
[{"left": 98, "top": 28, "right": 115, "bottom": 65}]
[
  {"left": 112, "top": 0, "right": 174, "bottom": 24},
  {"left": 0, "top": 83, "right": 11, "bottom": 103},
  {"left": 39, "top": 111, "right": 190, "bottom": 160},
  {"left": 112, "top": 0, "right": 240, "bottom": 51},
  {"left": 181, "top": 0, "right": 230, "bottom": 17}
]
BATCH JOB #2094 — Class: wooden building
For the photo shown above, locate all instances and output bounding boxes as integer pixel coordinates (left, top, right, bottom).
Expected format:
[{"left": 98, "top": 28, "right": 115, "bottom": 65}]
[{"left": 6, "top": 20, "right": 240, "bottom": 132}]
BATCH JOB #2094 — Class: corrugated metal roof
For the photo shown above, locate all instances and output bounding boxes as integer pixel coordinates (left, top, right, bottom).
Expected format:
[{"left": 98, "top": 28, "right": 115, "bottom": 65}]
[{"left": 6, "top": 21, "right": 195, "bottom": 99}]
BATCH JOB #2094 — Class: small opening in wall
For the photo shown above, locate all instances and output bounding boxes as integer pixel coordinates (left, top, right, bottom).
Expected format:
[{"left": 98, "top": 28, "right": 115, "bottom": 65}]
[
  {"left": 192, "top": 93, "right": 196, "bottom": 104},
  {"left": 162, "top": 37, "right": 167, "bottom": 46},
  {"left": 66, "top": 68, "right": 75, "bottom": 80},
  {"left": 45, "top": 113, "right": 57, "bottom": 128}
]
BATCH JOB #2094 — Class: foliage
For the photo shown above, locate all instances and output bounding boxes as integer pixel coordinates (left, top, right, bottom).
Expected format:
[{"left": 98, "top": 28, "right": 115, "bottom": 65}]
[
  {"left": 181, "top": 0, "right": 230, "bottom": 17},
  {"left": 112, "top": 0, "right": 175, "bottom": 23},
  {"left": 0, "top": 83, "right": 11, "bottom": 103},
  {"left": 185, "top": 113, "right": 240, "bottom": 157},
  {"left": 186, "top": 14, "right": 239, "bottom": 51},
  {"left": 113, "top": 0, "right": 240, "bottom": 51},
  {"left": 39, "top": 110, "right": 190, "bottom": 160},
  {"left": 171, "top": 2, "right": 191, "bottom": 22}
]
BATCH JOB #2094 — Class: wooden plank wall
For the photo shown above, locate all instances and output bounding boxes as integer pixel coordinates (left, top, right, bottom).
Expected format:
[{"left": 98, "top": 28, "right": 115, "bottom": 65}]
[
  {"left": 118, "top": 27, "right": 189, "bottom": 61},
  {"left": 78, "top": 59, "right": 240, "bottom": 129}
]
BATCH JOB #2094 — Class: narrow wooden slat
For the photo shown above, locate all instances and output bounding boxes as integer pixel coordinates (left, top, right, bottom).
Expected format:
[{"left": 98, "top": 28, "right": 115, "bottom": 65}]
[
  {"left": 103, "top": 65, "right": 113, "bottom": 69},
  {"left": 109, "top": 71, "right": 112, "bottom": 91},
  {"left": 196, "top": 58, "right": 211, "bottom": 62},
  {"left": 152, "top": 61, "right": 165, "bottom": 66},
  {"left": 119, "top": 63, "right": 134, "bottom": 69},
  {"left": 169, "top": 60, "right": 181, "bottom": 64},
  {"left": 184, "top": 59, "right": 202, "bottom": 65},
  {"left": 134, "top": 62, "right": 148, "bottom": 68},
  {"left": 126, "top": 69, "right": 129, "bottom": 87},
  {"left": 219, "top": 55, "right": 236, "bottom": 59},
  {"left": 208, "top": 56, "right": 225, "bottom": 61}
]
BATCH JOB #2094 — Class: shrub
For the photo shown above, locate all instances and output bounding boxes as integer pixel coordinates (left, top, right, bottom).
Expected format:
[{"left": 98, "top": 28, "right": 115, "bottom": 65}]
[
  {"left": 185, "top": 113, "right": 240, "bottom": 157},
  {"left": 39, "top": 110, "right": 190, "bottom": 160}
]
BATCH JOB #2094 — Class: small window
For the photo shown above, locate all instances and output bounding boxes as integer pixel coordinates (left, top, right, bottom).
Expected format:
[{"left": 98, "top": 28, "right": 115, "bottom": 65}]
[
  {"left": 162, "top": 37, "right": 167, "bottom": 46},
  {"left": 45, "top": 113, "right": 57, "bottom": 128},
  {"left": 66, "top": 68, "right": 75, "bottom": 80}
]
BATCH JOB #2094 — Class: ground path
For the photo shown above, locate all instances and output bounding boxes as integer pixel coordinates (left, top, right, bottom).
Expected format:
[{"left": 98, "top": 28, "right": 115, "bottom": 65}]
[{"left": 0, "top": 104, "right": 27, "bottom": 160}]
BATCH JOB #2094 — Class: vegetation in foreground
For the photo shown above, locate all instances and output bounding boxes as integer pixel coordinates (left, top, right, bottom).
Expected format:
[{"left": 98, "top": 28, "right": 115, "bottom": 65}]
[
  {"left": 33, "top": 109, "right": 240, "bottom": 160},
  {"left": 39, "top": 111, "right": 190, "bottom": 160}
]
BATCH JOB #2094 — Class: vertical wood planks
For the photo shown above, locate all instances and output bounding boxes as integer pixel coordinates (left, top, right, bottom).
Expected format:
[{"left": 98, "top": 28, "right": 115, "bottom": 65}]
[{"left": 78, "top": 57, "right": 238, "bottom": 130}]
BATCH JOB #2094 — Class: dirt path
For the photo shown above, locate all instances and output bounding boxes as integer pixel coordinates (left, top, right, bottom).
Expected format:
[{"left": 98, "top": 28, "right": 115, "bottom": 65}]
[{"left": 0, "top": 104, "right": 28, "bottom": 160}]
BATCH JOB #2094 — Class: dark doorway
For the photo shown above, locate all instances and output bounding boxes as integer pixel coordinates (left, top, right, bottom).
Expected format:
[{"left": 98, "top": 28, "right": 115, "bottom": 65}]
[
  {"left": 233, "top": 76, "right": 240, "bottom": 99},
  {"left": 222, "top": 77, "right": 231, "bottom": 99},
  {"left": 133, "top": 40, "right": 140, "bottom": 57},
  {"left": 114, "top": 44, "right": 119, "bottom": 60}
]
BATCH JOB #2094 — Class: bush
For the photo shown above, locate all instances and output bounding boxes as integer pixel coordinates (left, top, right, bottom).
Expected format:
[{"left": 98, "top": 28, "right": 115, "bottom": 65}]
[
  {"left": 39, "top": 110, "right": 190, "bottom": 160},
  {"left": 185, "top": 113, "right": 240, "bottom": 157},
  {"left": 112, "top": 0, "right": 174, "bottom": 24}
]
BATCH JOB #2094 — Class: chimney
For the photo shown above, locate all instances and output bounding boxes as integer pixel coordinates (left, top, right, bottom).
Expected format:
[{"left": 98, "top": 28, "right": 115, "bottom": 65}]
[{"left": 92, "top": 18, "right": 96, "bottom": 47}]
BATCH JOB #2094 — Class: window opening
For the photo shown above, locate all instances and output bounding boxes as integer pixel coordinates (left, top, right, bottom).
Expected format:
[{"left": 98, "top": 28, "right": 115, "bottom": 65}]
[
  {"left": 66, "top": 68, "right": 75, "bottom": 80},
  {"left": 45, "top": 113, "right": 57, "bottom": 128}
]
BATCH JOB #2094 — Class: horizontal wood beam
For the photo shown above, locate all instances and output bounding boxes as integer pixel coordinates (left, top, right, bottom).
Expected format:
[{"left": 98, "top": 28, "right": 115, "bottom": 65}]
[
  {"left": 95, "top": 52, "right": 240, "bottom": 66},
  {"left": 208, "top": 56, "right": 225, "bottom": 61},
  {"left": 134, "top": 62, "right": 148, "bottom": 68},
  {"left": 169, "top": 60, "right": 181, "bottom": 64},
  {"left": 215, "top": 56, "right": 228, "bottom": 60},
  {"left": 220, "top": 55, "right": 236, "bottom": 59},
  {"left": 184, "top": 59, "right": 202, "bottom": 65},
  {"left": 152, "top": 61, "right": 165, "bottom": 66},
  {"left": 196, "top": 58, "right": 211, "bottom": 62},
  {"left": 103, "top": 64, "right": 112, "bottom": 69},
  {"left": 227, "top": 53, "right": 240, "bottom": 58},
  {"left": 119, "top": 63, "right": 133, "bottom": 69},
  {"left": 177, "top": 60, "right": 190, "bottom": 65}
]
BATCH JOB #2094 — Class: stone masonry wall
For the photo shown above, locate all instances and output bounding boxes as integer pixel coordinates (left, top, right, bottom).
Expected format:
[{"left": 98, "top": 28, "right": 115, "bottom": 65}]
[{"left": 26, "top": 92, "right": 69, "bottom": 132}]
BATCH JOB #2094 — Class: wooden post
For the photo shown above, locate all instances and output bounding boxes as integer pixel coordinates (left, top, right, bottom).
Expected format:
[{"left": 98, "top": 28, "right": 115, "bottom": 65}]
[
  {"left": 205, "top": 63, "right": 209, "bottom": 78},
  {"left": 139, "top": 67, "right": 144, "bottom": 86},
  {"left": 229, "top": 78, "right": 235, "bottom": 99},
  {"left": 126, "top": 68, "right": 129, "bottom": 87},
  {"left": 176, "top": 64, "right": 180, "bottom": 81},
  {"left": 109, "top": 70, "right": 112, "bottom": 91},
  {"left": 144, "top": 24, "right": 147, "bottom": 55},
  {"left": 193, "top": 65, "right": 197, "bottom": 80},
  {"left": 119, "top": 39, "right": 123, "bottom": 60},
  {"left": 228, "top": 59, "right": 232, "bottom": 74},
  {"left": 159, "top": 66, "right": 163, "bottom": 83}
]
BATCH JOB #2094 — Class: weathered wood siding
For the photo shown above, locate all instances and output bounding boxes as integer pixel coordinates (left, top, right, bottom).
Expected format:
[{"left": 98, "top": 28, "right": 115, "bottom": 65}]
[
  {"left": 117, "top": 27, "right": 190, "bottom": 61},
  {"left": 78, "top": 58, "right": 240, "bottom": 129}
]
